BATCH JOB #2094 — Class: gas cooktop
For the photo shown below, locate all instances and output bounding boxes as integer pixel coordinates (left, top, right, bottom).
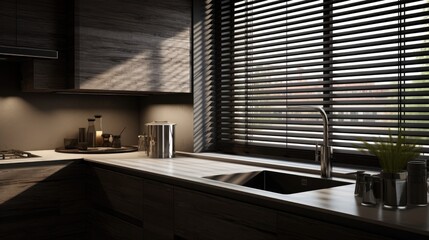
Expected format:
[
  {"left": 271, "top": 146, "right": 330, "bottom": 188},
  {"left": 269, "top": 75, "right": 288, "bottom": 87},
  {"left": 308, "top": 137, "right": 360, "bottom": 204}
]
[{"left": 0, "top": 150, "right": 39, "bottom": 160}]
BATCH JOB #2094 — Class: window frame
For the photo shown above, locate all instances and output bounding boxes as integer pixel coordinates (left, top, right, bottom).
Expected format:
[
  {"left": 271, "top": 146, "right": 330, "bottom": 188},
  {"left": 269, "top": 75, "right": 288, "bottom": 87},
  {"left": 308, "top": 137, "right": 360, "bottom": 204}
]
[{"left": 207, "top": 0, "right": 429, "bottom": 167}]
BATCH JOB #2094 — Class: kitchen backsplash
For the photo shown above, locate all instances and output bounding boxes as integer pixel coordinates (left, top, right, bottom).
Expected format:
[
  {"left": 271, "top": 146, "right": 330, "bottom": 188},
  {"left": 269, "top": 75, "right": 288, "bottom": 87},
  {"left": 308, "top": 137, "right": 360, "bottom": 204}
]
[
  {"left": 140, "top": 94, "right": 193, "bottom": 152},
  {"left": 0, "top": 62, "right": 193, "bottom": 151},
  {"left": 0, "top": 62, "right": 139, "bottom": 150},
  {"left": 0, "top": 93, "right": 140, "bottom": 150}
]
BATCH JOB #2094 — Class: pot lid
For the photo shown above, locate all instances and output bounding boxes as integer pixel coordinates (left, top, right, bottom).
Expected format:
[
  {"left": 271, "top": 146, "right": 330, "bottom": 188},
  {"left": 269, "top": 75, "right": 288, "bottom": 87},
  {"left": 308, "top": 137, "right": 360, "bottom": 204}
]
[{"left": 146, "top": 121, "right": 176, "bottom": 126}]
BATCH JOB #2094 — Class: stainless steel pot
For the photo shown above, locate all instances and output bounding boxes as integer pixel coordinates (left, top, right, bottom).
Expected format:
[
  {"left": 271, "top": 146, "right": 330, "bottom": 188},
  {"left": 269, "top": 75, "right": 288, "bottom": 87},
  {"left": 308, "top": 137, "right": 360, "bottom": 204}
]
[{"left": 146, "top": 121, "right": 176, "bottom": 158}]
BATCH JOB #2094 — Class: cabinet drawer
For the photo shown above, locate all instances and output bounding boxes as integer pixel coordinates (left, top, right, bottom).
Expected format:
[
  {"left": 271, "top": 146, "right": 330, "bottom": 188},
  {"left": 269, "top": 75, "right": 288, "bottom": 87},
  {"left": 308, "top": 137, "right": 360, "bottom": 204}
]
[
  {"left": 277, "top": 212, "right": 394, "bottom": 240},
  {"left": 0, "top": 162, "right": 87, "bottom": 239},
  {"left": 142, "top": 180, "right": 174, "bottom": 240},
  {"left": 174, "top": 188, "right": 277, "bottom": 240},
  {"left": 88, "top": 166, "right": 143, "bottom": 221},
  {"left": 90, "top": 209, "right": 143, "bottom": 240}
]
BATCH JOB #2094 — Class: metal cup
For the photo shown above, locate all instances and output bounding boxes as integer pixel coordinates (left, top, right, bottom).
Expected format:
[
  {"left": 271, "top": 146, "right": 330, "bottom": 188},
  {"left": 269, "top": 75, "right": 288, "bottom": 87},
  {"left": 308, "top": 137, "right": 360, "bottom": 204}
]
[
  {"left": 138, "top": 134, "right": 148, "bottom": 151},
  {"left": 354, "top": 171, "right": 366, "bottom": 197},
  {"left": 112, "top": 135, "right": 121, "bottom": 148},
  {"left": 361, "top": 174, "right": 376, "bottom": 206}
]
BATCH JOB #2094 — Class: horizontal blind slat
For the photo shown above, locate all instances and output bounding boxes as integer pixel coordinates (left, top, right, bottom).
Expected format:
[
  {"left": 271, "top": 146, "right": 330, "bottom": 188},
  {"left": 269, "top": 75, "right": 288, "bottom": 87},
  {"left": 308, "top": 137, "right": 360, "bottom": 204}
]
[{"left": 215, "top": 0, "right": 429, "bottom": 158}]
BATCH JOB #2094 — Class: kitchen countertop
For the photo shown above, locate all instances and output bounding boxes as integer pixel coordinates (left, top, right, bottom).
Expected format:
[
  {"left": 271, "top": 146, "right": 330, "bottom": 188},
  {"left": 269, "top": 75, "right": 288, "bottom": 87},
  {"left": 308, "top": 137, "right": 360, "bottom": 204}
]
[{"left": 1, "top": 150, "right": 428, "bottom": 238}]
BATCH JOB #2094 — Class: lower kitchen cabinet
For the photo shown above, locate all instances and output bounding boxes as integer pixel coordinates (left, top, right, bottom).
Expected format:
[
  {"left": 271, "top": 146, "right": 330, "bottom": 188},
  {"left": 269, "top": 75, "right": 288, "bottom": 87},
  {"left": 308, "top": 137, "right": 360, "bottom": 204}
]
[
  {"left": 89, "top": 209, "right": 143, "bottom": 240},
  {"left": 277, "top": 212, "right": 395, "bottom": 240},
  {"left": 1, "top": 162, "right": 418, "bottom": 239},
  {"left": 174, "top": 188, "right": 277, "bottom": 240},
  {"left": 88, "top": 166, "right": 143, "bottom": 221},
  {"left": 88, "top": 166, "right": 143, "bottom": 240},
  {"left": 85, "top": 165, "right": 405, "bottom": 240},
  {"left": 0, "top": 161, "right": 87, "bottom": 240},
  {"left": 142, "top": 180, "right": 174, "bottom": 240},
  {"left": 88, "top": 164, "right": 175, "bottom": 240}
]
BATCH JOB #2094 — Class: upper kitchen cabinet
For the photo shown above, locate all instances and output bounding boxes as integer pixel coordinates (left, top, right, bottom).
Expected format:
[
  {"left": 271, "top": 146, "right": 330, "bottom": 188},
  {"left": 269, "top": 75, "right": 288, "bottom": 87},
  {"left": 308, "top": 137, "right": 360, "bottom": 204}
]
[
  {"left": 0, "top": 0, "right": 66, "bottom": 49},
  {"left": 17, "top": 0, "right": 67, "bottom": 50},
  {"left": 72, "top": 0, "right": 191, "bottom": 93},
  {"left": 0, "top": 0, "right": 16, "bottom": 46},
  {"left": 7, "top": 0, "right": 69, "bottom": 91}
]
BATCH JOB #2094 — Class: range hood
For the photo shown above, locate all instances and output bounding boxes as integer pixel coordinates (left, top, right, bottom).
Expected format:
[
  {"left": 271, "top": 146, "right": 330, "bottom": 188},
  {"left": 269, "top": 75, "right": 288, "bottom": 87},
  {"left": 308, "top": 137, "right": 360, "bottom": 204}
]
[{"left": 0, "top": 45, "right": 58, "bottom": 60}]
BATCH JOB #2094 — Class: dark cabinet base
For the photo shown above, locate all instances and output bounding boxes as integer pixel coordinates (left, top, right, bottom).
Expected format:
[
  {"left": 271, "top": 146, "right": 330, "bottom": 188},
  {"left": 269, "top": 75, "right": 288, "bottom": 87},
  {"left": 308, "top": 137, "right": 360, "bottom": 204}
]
[
  {"left": 0, "top": 161, "right": 420, "bottom": 240},
  {"left": 89, "top": 209, "right": 143, "bottom": 240},
  {"left": 0, "top": 161, "right": 87, "bottom": 240},
  {"left": 174, "top": 188, "right": 277, "bottom": 240},
  {"left": 277, "top": 212, "right": 393, "bottom": 240},
  {"left": 142, "top": 180, "right": 174, "bottom": 240}
]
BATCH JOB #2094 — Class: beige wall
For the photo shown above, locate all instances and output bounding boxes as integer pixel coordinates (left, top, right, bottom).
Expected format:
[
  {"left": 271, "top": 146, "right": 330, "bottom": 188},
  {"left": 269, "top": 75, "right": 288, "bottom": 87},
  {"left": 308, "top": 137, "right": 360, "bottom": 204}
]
[
  {"left": 0, "top": 63, "right": 193, "bottom": 152},
  {"left": 139, "top": 94, "right": 193, "bottom": 152},
  {"left": 0, "top": 62, "right": 140, "bottom": 151},
  {"left": 0, "top": 94, "right": 140, "bottom": 150}
]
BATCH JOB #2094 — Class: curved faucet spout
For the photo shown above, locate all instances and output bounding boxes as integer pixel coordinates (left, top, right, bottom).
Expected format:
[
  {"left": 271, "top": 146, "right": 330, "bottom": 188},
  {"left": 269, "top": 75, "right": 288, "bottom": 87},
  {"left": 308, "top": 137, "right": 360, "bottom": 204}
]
[{"left": 285, "top": 106, "right": 332, "bottom": 178}]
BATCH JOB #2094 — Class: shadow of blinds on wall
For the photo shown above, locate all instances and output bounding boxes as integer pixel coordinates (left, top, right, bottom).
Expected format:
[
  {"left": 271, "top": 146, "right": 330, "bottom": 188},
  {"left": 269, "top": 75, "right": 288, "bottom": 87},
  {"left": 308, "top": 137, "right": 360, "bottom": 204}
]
[
  {"left": 215, "top": 0, "right": 429, "bottom": 164},
  {"left": 193, "top": 0, "right": 217, "bottom": 152}
]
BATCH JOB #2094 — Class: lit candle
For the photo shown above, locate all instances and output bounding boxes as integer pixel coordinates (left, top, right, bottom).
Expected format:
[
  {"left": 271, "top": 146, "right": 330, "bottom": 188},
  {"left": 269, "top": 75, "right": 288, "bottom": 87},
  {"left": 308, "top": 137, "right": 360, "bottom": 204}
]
[{"left": 96, "top": 131, "right": 103, "bottom": 147}]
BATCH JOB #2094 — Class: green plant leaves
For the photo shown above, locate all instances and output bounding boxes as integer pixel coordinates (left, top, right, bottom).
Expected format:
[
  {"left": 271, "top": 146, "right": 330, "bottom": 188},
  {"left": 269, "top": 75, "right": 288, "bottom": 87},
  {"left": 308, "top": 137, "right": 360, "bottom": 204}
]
[{"left": 359, "top": 132, "right": 421, "bottom": 173}]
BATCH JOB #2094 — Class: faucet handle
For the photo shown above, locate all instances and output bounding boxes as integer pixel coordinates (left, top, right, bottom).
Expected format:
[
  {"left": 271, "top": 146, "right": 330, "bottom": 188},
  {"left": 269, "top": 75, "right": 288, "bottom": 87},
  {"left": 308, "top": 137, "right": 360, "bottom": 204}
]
[{"left": 315, "top": 142, "right": 320, "bottom": 162}]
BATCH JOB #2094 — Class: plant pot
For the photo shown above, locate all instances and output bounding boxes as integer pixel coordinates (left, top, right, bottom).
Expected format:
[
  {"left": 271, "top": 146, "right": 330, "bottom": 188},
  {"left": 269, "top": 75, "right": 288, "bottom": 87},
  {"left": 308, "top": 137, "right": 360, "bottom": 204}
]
[{"left": 381, "top": 171, "right": 408, "bottom": 209}]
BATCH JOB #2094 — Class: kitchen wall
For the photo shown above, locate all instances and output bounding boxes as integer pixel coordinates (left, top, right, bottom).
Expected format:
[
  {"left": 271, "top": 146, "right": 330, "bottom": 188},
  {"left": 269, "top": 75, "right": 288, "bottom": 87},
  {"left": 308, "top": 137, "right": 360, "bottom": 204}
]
[
  {"left": 0, "top": 0, "right": 195, "bottom": 152},
  {"left": 0, "top": 62, "right": 140, "bottom": 150},
  {"left": 139, "top": 94, "right": 193, "bottom": 152}
]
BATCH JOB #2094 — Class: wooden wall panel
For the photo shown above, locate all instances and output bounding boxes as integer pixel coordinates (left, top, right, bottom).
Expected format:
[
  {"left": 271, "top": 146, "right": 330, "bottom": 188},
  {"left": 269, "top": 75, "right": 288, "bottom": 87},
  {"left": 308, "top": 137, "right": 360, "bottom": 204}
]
[{"left": 75, "top": 0, "right": 191, "bottom": 93}]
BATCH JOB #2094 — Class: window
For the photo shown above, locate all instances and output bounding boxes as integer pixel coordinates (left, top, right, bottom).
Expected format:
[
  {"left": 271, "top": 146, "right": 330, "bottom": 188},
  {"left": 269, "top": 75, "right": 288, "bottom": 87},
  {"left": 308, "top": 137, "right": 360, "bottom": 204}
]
[{"left": 213, "top": 0, "right": 429, "bottom": 165}]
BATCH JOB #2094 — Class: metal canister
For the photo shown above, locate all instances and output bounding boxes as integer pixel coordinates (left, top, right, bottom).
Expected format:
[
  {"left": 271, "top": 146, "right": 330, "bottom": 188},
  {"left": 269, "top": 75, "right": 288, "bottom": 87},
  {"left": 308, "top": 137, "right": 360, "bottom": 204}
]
[
  {"left": 407, "top": 160, "right": 428, "bottom": 206},
  {"left": 146, "top": 121, "right": 176, "bottom": 158}
]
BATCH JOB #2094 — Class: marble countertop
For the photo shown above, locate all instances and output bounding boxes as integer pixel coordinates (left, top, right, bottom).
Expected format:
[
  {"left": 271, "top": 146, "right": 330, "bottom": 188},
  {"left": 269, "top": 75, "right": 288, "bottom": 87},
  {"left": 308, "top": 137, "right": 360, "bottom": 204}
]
[{"left": 1, "top": 149, "right": 428, "bottom": 237}]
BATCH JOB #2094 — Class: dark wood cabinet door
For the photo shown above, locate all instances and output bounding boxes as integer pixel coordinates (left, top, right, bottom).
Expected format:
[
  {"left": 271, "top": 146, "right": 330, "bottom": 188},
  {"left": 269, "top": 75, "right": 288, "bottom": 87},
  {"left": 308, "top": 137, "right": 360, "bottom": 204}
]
[
  {"left": 277, "top": 212, "right": 394, "bottom": 240},
  {"left": 74, "top": 0, "right": 191, "bottom": 93},
  {"left": 0, "top": 161, "right": 87, "bottom": 239},
  {"left": 90, "top": 209, "right": 143, "bottom": 240},
  {"left": 174, "top": 188, "right": 277, "bottom": 240},
  {"left": 21, "top": 57, "right": 68, "bottom": 90},
  {"left": 16, "top": 0, "right": 69, "bottom": 91},
  {"left": 88, "top": 166, "right": 144, "bottom": 222},
  {"left": 142, "top": 180, "right": 174, "bottom": 240},
  {"left": 16, "top": 0, "right": 67, "bottom": 50},
  {"left": 0, "top": 0, "right": 16, "bottom": 46}
]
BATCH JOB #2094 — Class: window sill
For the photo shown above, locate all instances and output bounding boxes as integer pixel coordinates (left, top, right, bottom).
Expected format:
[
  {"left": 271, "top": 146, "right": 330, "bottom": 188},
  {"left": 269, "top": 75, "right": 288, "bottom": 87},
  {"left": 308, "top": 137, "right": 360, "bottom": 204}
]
[{"left": 177, "top": 151, "right": 379, "bottom": 180}]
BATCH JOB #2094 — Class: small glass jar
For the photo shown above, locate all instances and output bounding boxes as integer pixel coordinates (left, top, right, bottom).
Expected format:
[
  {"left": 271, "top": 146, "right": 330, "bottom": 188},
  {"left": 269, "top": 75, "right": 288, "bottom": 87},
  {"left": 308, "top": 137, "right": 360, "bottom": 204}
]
[
  {"left": 87, "top": 118, "right": 96, "bottom": 147},
  {"left": 112, "top": 135, "right": 121, "bottom": 148},
  {"left": 138, "top": 134, "right": 148, "bottom": 151},
  {"left": 102, "top": 133, "right": 112, "bottom": 147},
  {"left": 94, "top": 115, "right": 103, "bottom": 147}
]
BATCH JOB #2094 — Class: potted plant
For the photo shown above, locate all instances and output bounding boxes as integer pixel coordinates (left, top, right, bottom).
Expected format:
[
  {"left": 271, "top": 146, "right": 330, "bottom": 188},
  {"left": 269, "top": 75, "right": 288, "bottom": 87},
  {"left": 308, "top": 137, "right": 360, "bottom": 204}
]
[{"left": 360, "top": 132, "right": 421, "bottom": 208}]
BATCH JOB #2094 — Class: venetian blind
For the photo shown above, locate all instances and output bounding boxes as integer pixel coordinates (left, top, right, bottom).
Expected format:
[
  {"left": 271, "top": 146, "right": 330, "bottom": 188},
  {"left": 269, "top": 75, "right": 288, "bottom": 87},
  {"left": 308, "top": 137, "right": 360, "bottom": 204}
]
[{"left": 216, "top": 0, "right": 429, "bottom": 163}]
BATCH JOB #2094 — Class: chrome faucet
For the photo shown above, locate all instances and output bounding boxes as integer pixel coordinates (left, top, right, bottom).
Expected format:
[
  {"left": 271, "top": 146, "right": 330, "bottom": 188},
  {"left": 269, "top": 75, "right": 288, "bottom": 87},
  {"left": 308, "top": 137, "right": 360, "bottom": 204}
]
[{"left": 286, "top": 106, "right": 332, "bottom": 178}]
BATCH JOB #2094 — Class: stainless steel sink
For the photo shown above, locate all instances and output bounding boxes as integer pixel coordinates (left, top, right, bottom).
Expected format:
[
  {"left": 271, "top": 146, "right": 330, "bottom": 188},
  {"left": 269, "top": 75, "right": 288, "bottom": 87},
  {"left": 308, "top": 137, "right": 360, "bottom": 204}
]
[{"left": 204, "top": 170, "right": 352, "bottom": 194}]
